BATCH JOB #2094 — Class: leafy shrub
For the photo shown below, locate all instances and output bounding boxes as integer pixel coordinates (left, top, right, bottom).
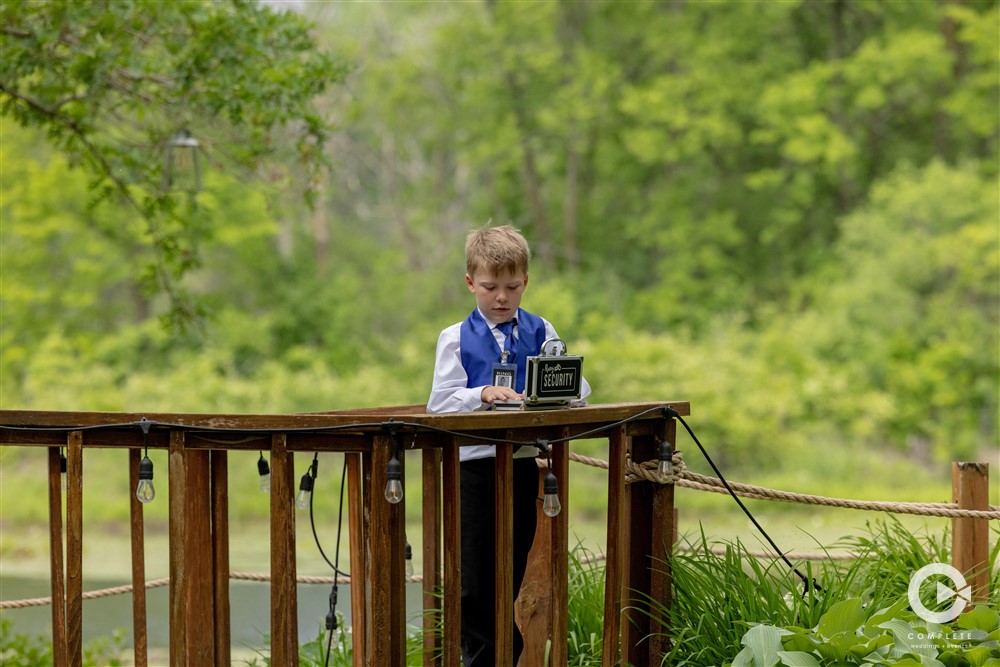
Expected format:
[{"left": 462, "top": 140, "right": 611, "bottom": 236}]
[{"left": 727, "top": 600, "right": 1000, "bottom": 666}]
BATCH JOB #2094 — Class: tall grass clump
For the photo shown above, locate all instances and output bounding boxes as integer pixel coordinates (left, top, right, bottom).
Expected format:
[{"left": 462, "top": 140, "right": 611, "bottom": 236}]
[{"left": 649, "top": 517, "right": 997, "bottom": 666}]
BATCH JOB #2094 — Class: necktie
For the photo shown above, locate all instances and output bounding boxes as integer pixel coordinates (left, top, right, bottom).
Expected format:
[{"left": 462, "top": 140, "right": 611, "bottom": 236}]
[{"left": 496, "top": 319, "right": 518, "bottom": 362}]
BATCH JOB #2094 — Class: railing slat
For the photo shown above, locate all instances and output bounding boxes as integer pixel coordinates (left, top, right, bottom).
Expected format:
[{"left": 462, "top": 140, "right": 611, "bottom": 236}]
[
  {"left": 442, "top": 436, "right": 462, "bottom": 666},
  {"left": 622, "top": 433, "right": 654, "bottom": 666},
  {"left": 347, "top": 452, "right": 366, "bottom": 667},
  {"left": 422, "top": 447, "right": 443, "bottom": 666},
  {"left": 66, "top": 431, "right": 84, "bottom": 667},
  {"left": 128, "top": 448, "right": 148, "bottom": 667},
  {"left": 601, "top": 424, "right": 629, "bottom": 666},
  {"left": 648, "top": 417, "right": 676, "bottom": 659},
  {"left": 495, "top": 440, "right": 515, "bottom": 667},
  {"left": 269, "top": 433, "right": 298, "bottom": 667},
  {"left": 550, "top": 429, "right": 570, "bottom": 667},
  {"left": 366, "top": 434, "right": 406, "bottom": 665},
  {"left": 48, "top": 446, "right": 68, "bottom": 667},
  {"left": 211, "top": 450, "right": 231, "bottom": 666},
  {"left": 168, "top": 431, "right": 187, "bottom": 666}
]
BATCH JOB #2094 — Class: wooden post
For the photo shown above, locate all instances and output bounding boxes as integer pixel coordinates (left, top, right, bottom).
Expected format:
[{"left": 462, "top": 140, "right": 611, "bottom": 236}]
[
  {"left": 550, "top": 432, "right": 570, "bottom": 667},
  {"left": 601, "top": 424, "right": 629, "bottom": 666},
  {"left": 442, "top": 437, "right": 462, "bottom": 667},
  {"left": 269, "top": 434, "right": 298, "bottom": 667},
  {"left": 422, "top": 447, "right": 443, "bottom": 666},
  {"left": 211, "top": 450, "right": 231, "bottom": 666},
  {"left": 347, "top": 453, "right": 366, "bottom": 667},
  {"left": 622, "top": 433, "right": 654, "bottom": 667},
  {"left": 169, "top": 432, "right": 215, "bottom": 665},
  {"left": 648, "top": 417, "right": 675, "bottom": 660},
  {"left": 495, "top": 441, "right": 515, "bottom": 667},
  {"left": 128, "top": 448, "right": 148, "bottom": 667},
  {"left": 952, "top": 461, "right": 990, "bottom": 601},
  {"left": 168, "top": 432, "right": 187, "bottom": 667},
  {"left": 66, "top": 431, "right": 83, "bottom": 667},
  {"left": 48, "top": 446, "right": 68, "bottom": 667},
  {"left": 366, "top": 433, "right": 406, "bottom": 666}
]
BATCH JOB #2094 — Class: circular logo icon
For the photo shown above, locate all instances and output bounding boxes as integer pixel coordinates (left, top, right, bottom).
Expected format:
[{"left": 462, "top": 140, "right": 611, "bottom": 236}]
[{"left": 908, "top": 563, "right": 971, "bottom": 624}]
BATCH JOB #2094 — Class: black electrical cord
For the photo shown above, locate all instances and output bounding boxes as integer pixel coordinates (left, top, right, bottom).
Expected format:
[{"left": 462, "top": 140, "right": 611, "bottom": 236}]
[
  {"left": 662, "top": 406, "right": 821, "bottom": 595},
  {"left": 323, "top": 457, "right": 349, "bottom": 667},
  {"left": 307, "top": 453, "right": 350, "bottom": 579}
]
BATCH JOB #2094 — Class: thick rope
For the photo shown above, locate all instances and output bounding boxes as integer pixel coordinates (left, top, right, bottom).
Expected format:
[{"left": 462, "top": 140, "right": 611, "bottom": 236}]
[
  {"left": 563, "top": 451, "right": 1000, "bottom": 520},
  {"left": 3, "top": 453, "right": 994, "bottom": 611}
]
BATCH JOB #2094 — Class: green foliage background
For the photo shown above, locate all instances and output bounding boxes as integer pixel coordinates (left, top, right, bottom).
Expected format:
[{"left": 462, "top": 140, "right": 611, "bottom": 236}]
[{"left": 1, "top": 0, "right": 998, "bottom": 522}]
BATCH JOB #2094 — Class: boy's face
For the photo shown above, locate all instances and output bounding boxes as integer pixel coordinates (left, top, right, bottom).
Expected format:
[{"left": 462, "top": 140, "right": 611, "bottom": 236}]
[{"left": 466, "top": 269, "right": 528, "bottom": 325}]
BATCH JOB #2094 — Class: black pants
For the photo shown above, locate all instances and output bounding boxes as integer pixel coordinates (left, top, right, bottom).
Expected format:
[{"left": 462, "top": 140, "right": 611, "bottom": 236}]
[{"left": 460, "top": 456, "right": 539, "bottom": 667}]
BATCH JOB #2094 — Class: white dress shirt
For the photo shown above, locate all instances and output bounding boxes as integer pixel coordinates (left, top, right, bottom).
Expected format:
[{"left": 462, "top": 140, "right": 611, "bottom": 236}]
[{"left": 427, "top": 308, "right": 592, "bottom": 461}]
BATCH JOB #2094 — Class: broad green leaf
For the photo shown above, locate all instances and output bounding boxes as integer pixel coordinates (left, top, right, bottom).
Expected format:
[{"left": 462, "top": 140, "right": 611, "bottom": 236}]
[
  {"left": 777, "top": 650, "right": 823, "bottom": 667},
  {"left": 742, "top": 625, "right": 789, "bottom": 667},
  {"left": 818, "top": 598, "right": 866, "bottom": 638},
  {"left": 731, "top": 645, "right": 754, "bottom": 667},
  {"left": 964, "top": 647, "right": 995, "bottom": 667},
  {"left": 957, "top": 606, "right": 1000, "bottom": 633}
]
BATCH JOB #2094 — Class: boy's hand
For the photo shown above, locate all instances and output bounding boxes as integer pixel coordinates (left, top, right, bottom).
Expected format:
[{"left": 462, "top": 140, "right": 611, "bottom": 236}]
[{"left": 481, "top": 386, "right": 522, "bottom": 404}]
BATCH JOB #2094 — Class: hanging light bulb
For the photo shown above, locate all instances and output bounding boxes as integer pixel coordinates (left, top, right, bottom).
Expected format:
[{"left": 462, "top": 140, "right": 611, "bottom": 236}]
[
  {"left": 656, "top": 440, "right": 674, "bottom": 484},
  {"left": 404, "top": 537, "right": 414, "bottom": 577},
  {"left": 542, "top": 471, "right": 561, "bottom": 517},
  {"left": 136, "top": 454, "right": 156, "bottom": 504},
  {"left": 384, "top": 454, "right": 403, "bottom": 504},
  {"left": 296, "top": 457, "right": 318, "bottom": 510},
  {"left": 295, "top": 469, "right": 314, "bottom": 510},
  {"left": 257, "top": 453, "right": 271, "bottom": 493},
  {"left": 60, "top": 450, "right": 67, "bottom": 492}
]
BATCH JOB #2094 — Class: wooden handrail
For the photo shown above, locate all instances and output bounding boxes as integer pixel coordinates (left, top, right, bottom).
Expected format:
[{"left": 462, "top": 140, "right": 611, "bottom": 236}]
[{"left": 1, "top": 401, "right": 688, "bottom": 667}]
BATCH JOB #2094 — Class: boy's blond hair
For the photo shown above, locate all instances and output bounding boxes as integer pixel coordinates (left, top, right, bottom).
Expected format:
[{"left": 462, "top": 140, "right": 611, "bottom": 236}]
[{"left": 465, "top": 224, "right": 531, "bottom": 279}]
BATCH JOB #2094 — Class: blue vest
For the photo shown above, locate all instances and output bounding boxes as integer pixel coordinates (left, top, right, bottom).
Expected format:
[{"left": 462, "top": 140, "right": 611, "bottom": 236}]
[{"left": 460, "top": 308, "right": 546, "bottom": 393}]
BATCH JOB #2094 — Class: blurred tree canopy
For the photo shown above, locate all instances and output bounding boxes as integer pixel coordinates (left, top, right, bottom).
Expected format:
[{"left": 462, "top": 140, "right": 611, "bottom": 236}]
[
  {"left": 1, "top": 0, "right": 997, "bottom": 469},
  {"left": 0, "top": 0, "right": 344, "bottom": 323}
]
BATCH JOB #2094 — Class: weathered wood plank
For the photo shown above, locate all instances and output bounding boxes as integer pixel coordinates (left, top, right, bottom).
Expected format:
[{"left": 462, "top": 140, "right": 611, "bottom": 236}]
[
  {"left": 442, "top": 437, "right": 462, "bottom": 667},
  {"left": 601, "top": 424, "right": 629, "bottom": 667},
  {"left": 66, "top": 431, "right": 83, "bottom": 667},
  {"left": 550, "top": 432, "right": 570, "bottom": 667},
  {"left": 211, "top": 450, "right": 231, "bottom": 667},
  {"left": 347, "top": 453, "right": 366, "bottom": 667},
  {"left": 648, "top": 417, "right": 676, "bottom": 660},
  {"left": 622, "top": 434, "right": 654, "bottom": 666},
  {"left": 952, "top": 462, "right": 991, "bottom": 601},
  {"left": 495, "top": 440, "right": 515, "bottom": 667},
  {"left": 48, "top": 446, "right": 68, "bottom": 667},
  {"left": 269, "top": 433, "right": 298, "bottom": 667},
  {"left": 168, "top": 432, "right": 187, "bottom": 666},
  {"left": 422, "top": 447, "right": 443, "bottom": 666},
  {"left": 128, "top": 448, "right": 148, "bottom": 667}
]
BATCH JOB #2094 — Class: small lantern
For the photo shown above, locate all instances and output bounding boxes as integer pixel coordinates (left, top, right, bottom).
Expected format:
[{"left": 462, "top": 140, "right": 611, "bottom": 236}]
[{"left": 164, "top": 129, "right": 201, "bottom": 193}]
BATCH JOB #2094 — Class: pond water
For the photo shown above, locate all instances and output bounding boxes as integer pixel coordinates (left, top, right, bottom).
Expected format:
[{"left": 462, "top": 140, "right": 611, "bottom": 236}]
[{"left": 1, "top": 575, "right": 426, "bottom": 658}]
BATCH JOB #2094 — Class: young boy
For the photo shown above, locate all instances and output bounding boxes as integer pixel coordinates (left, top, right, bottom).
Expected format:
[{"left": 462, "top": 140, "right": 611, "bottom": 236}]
[{"left": 427, "top": 224, "right": 591, "bottom": 666}]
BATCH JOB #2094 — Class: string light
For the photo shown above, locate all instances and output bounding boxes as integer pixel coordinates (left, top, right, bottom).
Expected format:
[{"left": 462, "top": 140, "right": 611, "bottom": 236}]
[
  {"left": 536, "top": 440, "right": 562, "bottom": 517},
  {"left": 135, "top": 418, "right": 155, "bottom": 504},
  {"left": 296, "top": 457, "right": 317, "bottom": 510},
  {"left": 404, "top": 536, "right": 414, "bottom": 577},
  {"left": 257, "top": 452, "right": 271, "bottom": 493},
  {"left": 656, "top": 440, "right": 674, "bottom": 483},
  {"left": 383, "top": 422, "right": 404, "bottom": 504},
  {"left": 60, "top": 448, "right": 67, "bottom": 492}
]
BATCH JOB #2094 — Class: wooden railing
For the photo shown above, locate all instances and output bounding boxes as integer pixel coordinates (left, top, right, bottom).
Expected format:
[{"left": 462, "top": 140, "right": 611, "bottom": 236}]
[{"left": 0, "top": 401, "right": 689, "bottom": 666}]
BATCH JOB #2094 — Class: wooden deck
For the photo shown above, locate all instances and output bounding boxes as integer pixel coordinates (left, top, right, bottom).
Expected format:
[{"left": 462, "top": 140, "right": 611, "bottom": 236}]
[{"left": 1, "top": 401, "right": 689, "bottom": 666}]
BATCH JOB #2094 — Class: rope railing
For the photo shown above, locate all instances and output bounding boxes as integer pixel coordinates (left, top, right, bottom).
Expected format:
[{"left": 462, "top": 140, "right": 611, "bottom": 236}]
[
  {"left": 560, "top": 451, "right": 1000, "bottom": 520},
  {"left": 4, "top": 451, "right": 994, "bottom": 612}
]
